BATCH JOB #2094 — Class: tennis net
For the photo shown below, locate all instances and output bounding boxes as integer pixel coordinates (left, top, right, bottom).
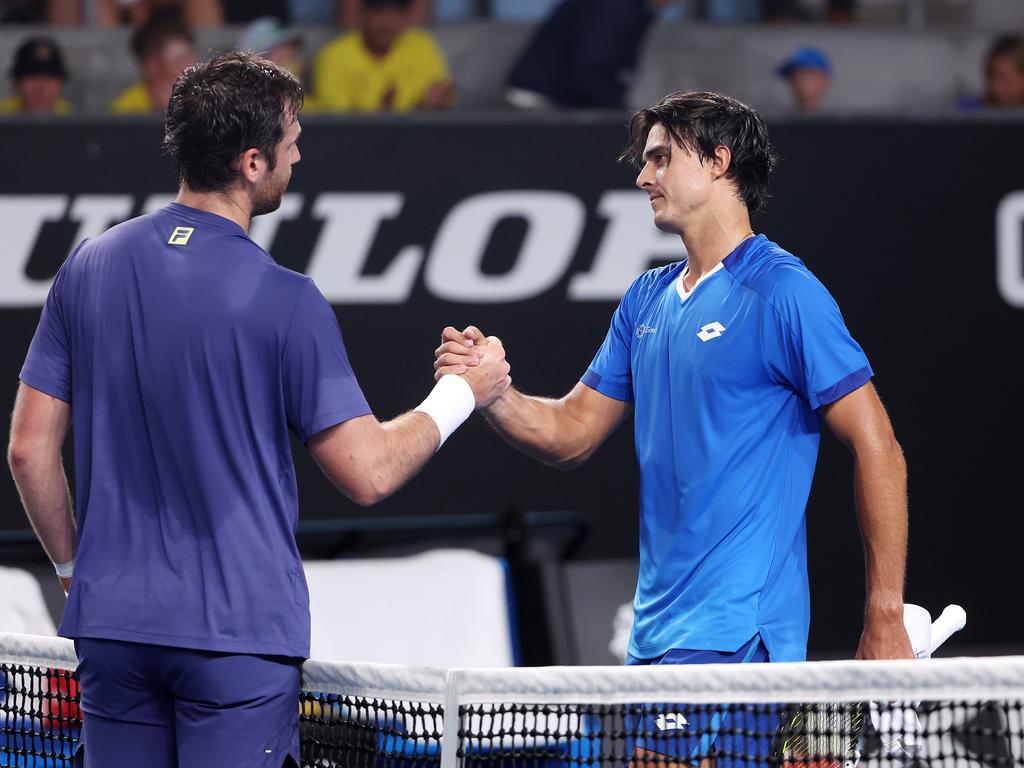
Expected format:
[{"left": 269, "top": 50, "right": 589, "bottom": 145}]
[{"left": 2, "top": 631, "right": 1023, "bottom": 768}]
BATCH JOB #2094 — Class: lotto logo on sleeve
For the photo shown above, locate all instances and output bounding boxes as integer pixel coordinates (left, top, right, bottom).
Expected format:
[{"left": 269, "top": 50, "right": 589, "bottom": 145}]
[
  {"left": 697, "top": 321, "right": 726, "bottom": 342},
  {"left": 168, "top": 226, "right": 195, "bottom": 246}
]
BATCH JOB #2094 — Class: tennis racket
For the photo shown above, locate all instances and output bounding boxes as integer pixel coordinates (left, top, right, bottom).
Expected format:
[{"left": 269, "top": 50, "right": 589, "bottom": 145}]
[{"left": 770, "top": 604, "right": 967, "bottom": 768}]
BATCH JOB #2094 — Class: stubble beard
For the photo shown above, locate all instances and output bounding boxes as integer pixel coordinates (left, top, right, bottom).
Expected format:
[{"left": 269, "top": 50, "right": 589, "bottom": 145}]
[{"left": 251, "top": 165, "right": 291, "bottom": 217}]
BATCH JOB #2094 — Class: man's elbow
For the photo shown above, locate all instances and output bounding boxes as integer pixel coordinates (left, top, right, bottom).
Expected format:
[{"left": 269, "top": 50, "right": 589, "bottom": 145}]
[
  {"left": 7, "top": 437, "right": 42, "bottom": 478},
  {"left": 345, "top": 473, "right": 396, "bottom": 508},
  {"left": 854, "top": 428, "right": 906, "bottom": 471}
]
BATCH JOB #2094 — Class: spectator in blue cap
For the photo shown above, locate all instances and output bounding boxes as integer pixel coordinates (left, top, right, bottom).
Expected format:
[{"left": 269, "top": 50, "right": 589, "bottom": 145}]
[{"left": 777, "top": 46, "right": 832, "bottom": 113}]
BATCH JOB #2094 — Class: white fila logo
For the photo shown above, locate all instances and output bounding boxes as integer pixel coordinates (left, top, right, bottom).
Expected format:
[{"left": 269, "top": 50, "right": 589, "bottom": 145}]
[
  {"left": 697, "top": 321, "right": 726, "bottom": 342},
  {"left": 654, "top": 713, "right": 689, "bottom": 731}
]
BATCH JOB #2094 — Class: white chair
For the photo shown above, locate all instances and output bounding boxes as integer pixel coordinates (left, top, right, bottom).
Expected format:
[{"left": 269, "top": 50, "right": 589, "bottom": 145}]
[
  {"left": 304, "top": 549, "right": 517, "bottom": 667},
  {"left": 0, "top": 566, "right": 57, "bottom": 635}
]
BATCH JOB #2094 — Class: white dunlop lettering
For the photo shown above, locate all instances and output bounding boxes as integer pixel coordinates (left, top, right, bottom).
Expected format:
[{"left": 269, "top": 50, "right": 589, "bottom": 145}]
[
  {"left": 996, "top": 191, "right": 1024, "bottom": 309},
  {"left": 0, "top": 195, "right": 68, "bottom": 306},
  {"left": 307, "top": 193, "right": 422, "bottom": 303},
  {"left": 425, "top": 191, "right": 583, "bottom": 302},
  {"left": 569, "top": 191, "right": 684, "bottom": 301},
  {"left": 142, "top": 194, "right": 176, "bottom": 214},
  {"left": 68, "top": 195, "right": 134, "bottom": 246}
]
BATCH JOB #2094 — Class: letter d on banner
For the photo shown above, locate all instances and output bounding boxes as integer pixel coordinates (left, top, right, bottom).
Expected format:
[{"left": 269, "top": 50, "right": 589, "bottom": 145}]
[{"left": 997, "top": 191, "right": 1024, "bottom": 309}]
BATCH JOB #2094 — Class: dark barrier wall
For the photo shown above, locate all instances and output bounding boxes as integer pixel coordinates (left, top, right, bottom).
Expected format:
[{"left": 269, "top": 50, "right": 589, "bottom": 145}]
[{"left": 1, "top": 117, "right": 1022, "bottom": 654}]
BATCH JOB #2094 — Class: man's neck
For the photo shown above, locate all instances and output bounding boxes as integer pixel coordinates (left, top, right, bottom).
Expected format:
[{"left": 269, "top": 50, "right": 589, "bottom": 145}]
[
  {"left": 174, "top": 186, "right": 252, "bottom": 232},
  {"left": 679, "top": 212, "right": 754, "bottom": 289}
]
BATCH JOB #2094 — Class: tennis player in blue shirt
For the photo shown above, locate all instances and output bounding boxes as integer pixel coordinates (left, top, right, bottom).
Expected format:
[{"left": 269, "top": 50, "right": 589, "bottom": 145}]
[
  {"left": 436, "top": 91, "right": 914, "bottom": 765},
  {"left": 8, "top": 52, "right": 509, "bottom": 767}
]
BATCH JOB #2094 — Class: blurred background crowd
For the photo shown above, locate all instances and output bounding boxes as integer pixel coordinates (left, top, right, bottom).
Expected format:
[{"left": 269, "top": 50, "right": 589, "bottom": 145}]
[{"left": 0, "top": 0, "right": 1021, "bottom": 117}]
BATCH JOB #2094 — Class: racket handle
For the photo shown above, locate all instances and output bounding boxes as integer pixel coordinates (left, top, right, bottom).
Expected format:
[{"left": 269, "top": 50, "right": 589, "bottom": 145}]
[{"left": 930, "top": 604, "right": 967, "bottom": 653}]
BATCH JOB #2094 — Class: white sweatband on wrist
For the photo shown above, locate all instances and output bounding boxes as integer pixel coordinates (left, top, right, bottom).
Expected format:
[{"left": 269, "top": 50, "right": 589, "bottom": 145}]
[
  {"left": 415, "top": 375, "right": 475, "bottom": 448},
  {"left": 53, "top": 559, "right": 75, "bottom": 579}
]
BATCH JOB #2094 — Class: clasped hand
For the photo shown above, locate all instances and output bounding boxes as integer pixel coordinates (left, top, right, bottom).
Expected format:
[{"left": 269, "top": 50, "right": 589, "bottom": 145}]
[{"left": 434, "top": 325, "right": 511, "bottom": 409}]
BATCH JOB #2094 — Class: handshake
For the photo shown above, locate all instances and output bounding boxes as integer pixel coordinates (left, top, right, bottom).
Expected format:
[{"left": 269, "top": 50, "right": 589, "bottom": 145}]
[{"left": 433, "top": 325, "right": 512, "bottom": 410}]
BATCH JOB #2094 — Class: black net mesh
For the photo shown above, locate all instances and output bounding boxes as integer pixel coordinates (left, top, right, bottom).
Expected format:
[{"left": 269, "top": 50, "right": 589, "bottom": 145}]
[
  {"left": 457, "top": 700, "right": 1023, "bottom": 768},
  {"left": 299, "top": 691, "right": 443, "bottom": 768},
  {"left": 2, "top": 657, "right": 1023, "bottom": 768}
]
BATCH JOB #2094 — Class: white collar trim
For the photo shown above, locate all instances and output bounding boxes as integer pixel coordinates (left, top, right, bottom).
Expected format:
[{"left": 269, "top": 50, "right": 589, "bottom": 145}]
[{"left": 676, "top": 261, "right": 725, "bottom": 303}]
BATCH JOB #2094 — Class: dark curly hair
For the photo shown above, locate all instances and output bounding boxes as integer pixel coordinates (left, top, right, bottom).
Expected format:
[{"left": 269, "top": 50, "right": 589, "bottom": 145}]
[
  {"left": 621, "top": 91, "right": 778, "bottom": 218},
  {"left": 162, "top": 51, "right": 303, "bottom": 193}
]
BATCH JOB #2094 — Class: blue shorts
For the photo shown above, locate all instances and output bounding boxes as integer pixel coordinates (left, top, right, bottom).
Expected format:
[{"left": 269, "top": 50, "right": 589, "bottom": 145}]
[
  {"left": 627, "top": 634, "right": 777, "bottom": 766},
  {"left": 74, "top": 637, "right": 301, "bottom": 768}
]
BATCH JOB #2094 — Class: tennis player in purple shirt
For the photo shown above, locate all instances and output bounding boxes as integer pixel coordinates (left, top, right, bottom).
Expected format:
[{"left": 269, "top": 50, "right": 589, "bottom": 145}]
[{"left": 8, "top": 52, "right": 510, "bottom": 767}]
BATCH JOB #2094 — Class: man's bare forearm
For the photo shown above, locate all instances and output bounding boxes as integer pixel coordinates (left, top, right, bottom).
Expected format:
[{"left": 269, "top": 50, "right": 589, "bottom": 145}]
[
  {"left": 854, "top": 437, "right": 909, "bottom": 617},
  {"left": 9, "top": 449, "right": 76, "bottom": 565},
  {"left": 483, "top": 388, "right": 597, "bottom": 469}
]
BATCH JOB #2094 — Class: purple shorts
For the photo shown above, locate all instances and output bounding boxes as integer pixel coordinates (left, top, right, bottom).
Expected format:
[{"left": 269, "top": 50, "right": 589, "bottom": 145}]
[{"left": 74, "top": 637, "right": 301, "bottom": 768}]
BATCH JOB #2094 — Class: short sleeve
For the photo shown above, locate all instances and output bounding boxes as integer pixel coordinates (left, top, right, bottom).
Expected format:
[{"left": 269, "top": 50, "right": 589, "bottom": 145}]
[
  {"left": 762, "top": 268, "right": 873, "bottom": 410},
  {"left": 20, "top": 258, "right": 74, "bottom": 403},
  {"left": 581, "top": 288, "right": 636, "bottom": 403},
  {"left": 283, "top": 281, "right": 373, "bottom": 442}
]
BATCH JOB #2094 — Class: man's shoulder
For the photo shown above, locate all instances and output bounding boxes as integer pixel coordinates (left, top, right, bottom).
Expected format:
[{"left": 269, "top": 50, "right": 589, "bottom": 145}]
[
  {"left": 626, "top": 261, "right": 685, "bottom": 300},
  {"left": 0, "top": 96, "right": 22, "bottom": 113},
  {"left": 109, "top": 82, "right": 150, "bottom": 114},
  {"left": 724, "top": 237, "right": 826, "bottom": 306},
  {"left": 317, "top": 32, "right": 363, "bottom": 62},
  {"left": 395, "top": 27, "right": 443, "bottom": 54}
]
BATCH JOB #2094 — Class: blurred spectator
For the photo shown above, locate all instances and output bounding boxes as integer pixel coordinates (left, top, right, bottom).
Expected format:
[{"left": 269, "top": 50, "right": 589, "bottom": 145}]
[
  {"left": 983, "top": 34, "right": 1024, "bottom": 108},
  {"left": 0, "top": 37, "right": 72, "bottom": 114},
  {"left": 238, "top": 16, "right": 320, "bottom": 109},
  {"left": 505, "top": 0, "right": 669, "bottom": 110},
  {"left": 109, "top": 11, "right": 197, "bottom": 113},
  {"left": 763, "top": 0, "right": 854, "bottom": 23},
  {"left": 339, "top": 0, "right": 430, "bottom": 26},
  {"left": 47, "top": 0, "right": 221, "bottom": 26},
  {"left": 776, "top": 46, "right": 832, "bottom": 113},
  {"left": 2, "top": 0, "right": 46, "bottom": 23},
  {"left": 313, "top": 0, "right": 453, "bottom": 112}
]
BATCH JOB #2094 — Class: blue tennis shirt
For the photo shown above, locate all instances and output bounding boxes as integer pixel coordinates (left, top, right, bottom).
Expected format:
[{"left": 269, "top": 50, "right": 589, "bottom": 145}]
[
  {"left": 582, "top": 235, "right": 872, "bottom": 662},
  {"left": 20, "top": 203, "right": 372, "bottom": 658}
]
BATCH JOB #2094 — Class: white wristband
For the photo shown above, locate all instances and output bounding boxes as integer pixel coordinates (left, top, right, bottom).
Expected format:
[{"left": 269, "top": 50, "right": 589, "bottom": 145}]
[
  {"left": 415, "top": 375, "right": 475, "bottom": 448},
  {"left": 53, "top": 559, "right": 74, "bottom": 579}
]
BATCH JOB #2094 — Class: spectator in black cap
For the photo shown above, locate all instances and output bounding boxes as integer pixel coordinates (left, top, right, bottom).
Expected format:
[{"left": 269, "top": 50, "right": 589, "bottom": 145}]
[
  {"left": 0, "top": 37, "right": 71, "bottom": 115},
  {"left": 777, "top": 46, "right": 832, "bottom": 113}
]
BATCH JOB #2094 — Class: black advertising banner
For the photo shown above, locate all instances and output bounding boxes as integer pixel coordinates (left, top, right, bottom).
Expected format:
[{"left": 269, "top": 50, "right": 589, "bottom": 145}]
[{"left": 2, "top": 116, "right": 1022, "bottom": 653}]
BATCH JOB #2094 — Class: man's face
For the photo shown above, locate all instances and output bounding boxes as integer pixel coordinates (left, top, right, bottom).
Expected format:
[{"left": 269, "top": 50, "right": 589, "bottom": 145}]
[
  {"left": 788, "top": 67, "right": 831, "bottom": 112},
  {"left": 634, "top": 123, "right": 716, "bottom": 235},
  {"left": 361, "top": 7, "right": 407, "bottom": 57},
  {"left": 15, "top": 74, "right": 63, "bottom": 113},
  {"left": 252, "top": 115, "right": 302, "bottom": 217},
  {"left": 986, "top": 55, "right": 1024, "bottom": 107},
  {"left": 143, "top": 37, "right": 197, "bottom": 109}
]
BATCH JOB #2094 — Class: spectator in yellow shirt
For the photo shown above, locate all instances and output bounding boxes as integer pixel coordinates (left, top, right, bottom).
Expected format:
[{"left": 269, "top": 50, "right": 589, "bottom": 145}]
[
  {"left": 0, "top": 37, "right": 72, "bottom": 115},
  {"left": 109, "top": 11, "right": 197, "bottom": 114},
  {"left": 313, "top": 0, "right": 453, "bottom": 112}
]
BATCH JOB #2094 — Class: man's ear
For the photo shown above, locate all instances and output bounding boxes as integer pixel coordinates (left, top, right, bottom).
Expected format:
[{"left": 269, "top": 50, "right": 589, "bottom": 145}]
[
  {"left": 711, "top": 144, "right": 732, "bottom": 180},
  {"left": 237, "top": 147, "right": 263, "bottom": 184}
]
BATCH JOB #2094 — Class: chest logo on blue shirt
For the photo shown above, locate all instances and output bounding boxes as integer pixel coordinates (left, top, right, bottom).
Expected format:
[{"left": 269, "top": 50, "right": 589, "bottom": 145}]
[
  {"left": 696, "top": 321, "right": 726, "bottom": 342},
  {"left": 168, "top": 226, "right": 194, "bottom": 246},
  {"left": 636, "top": 323, "right": 658, "bottom": 339}
]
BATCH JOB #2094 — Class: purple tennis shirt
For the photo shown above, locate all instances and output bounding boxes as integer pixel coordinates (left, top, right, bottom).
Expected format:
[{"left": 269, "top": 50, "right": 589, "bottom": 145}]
[{"left": 20, "top": 203, "right": 372, "bottom": 658}]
